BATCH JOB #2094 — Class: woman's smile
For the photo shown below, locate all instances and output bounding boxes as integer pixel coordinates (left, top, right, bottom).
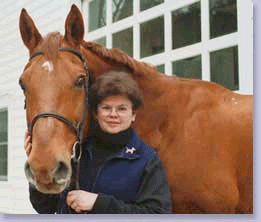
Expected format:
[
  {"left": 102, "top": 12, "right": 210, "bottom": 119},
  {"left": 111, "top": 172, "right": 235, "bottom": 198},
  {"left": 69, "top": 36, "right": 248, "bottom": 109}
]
[{"left": 106, "top": 121, "right": 120, "bottom": 125}]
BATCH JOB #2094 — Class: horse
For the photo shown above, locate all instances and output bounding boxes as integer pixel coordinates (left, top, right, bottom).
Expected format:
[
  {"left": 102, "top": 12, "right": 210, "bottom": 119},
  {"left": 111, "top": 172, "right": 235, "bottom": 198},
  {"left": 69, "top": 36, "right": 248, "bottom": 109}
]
[{"left": 19, "top": 5, "right": 253, "bottom": 214}]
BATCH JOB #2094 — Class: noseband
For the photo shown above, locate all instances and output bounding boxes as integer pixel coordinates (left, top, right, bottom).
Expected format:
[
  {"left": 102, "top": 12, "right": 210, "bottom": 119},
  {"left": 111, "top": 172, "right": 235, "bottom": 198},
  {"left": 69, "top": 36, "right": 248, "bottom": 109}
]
[{"left": 26, "top": 48, "right": 90, "bottom": 190}]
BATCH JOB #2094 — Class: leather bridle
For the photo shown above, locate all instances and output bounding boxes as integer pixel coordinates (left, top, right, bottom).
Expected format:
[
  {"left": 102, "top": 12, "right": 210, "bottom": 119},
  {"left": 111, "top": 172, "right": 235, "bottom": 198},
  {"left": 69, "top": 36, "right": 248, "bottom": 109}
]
[{"left": 26, "top": 47, "right": 90, "bottom": 190}]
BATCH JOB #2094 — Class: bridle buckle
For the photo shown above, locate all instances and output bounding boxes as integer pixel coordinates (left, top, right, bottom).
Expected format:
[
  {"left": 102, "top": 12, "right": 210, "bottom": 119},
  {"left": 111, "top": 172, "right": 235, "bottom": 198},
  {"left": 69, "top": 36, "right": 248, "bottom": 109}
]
[{"left": 71, "top": 141, "right": 82, "bottom": 162}]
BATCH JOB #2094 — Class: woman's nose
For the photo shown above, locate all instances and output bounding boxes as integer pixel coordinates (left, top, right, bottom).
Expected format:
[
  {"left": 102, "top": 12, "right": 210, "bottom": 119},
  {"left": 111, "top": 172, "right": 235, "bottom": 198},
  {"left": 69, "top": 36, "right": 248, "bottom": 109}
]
[{"left": 109, "top": 108, "right": 118, "bottom": 116}]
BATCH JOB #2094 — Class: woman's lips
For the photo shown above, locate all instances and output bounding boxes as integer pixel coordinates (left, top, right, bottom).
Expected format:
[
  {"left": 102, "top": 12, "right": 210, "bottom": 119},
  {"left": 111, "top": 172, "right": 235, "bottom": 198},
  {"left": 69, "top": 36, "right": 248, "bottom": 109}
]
[{"left": 106, "top": 121, "right": 120, "bottom": 126}]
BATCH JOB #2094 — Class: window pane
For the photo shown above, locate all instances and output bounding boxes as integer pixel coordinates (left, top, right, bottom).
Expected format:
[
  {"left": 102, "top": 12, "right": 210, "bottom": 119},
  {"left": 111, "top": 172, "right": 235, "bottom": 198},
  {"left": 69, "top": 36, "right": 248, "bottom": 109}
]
[
  {"left": 172, "top": 2, "right": 201, "bottom": 50},
  {"left": 89, "top": 0, "right": 106, "bottom": 32},
  {"left": 0, "top": 109, "right": 7, "bottom": 142},
  {"left": 0, "top": 144, "right": 7, "bottom": 180},
  {"left": 140, "top": 0, "right": 164, "bottom": 11},
  {"left": 113, "top": 0, "right": 133, "bottom": 23},
  {"left": 140, "top": 16, "right": 164, "bottom": 58},
  {"left": 93, "top": 37, "right": 106, "bottom": 46},
  {"left": 112, "top": 27, "right": 133, "bottom": 57},
  {"left": 210, "top": 0, "right": 237, "bottom": 39},
  {"left": 210, "top": 46, "right": 238, "bottom": 90},
  {"left": 172, "top": 55, "right": 202, "bottom": 79},
  {"left": 157, "top": 64, "right": 165, "bottom": 73},
  {"left": 0, "top": 109, "right": 8, "bottom": 180}
]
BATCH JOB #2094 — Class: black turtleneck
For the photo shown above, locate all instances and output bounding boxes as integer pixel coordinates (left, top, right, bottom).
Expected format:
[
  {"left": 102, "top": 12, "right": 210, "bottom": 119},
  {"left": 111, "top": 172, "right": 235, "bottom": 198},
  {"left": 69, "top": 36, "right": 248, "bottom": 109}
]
[{"left": 92, "top": 127, "right": 132, "bottom": 171}]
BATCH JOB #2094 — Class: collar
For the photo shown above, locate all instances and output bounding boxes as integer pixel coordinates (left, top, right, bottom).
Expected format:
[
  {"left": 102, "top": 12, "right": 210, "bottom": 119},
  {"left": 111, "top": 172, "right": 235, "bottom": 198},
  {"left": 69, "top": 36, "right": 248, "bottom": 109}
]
[
  {"left": 84, "top": 128, "right": 142, "bottom": 160},
  {"left": 93, "top": 127, "right": 132, "bottom": 152}
]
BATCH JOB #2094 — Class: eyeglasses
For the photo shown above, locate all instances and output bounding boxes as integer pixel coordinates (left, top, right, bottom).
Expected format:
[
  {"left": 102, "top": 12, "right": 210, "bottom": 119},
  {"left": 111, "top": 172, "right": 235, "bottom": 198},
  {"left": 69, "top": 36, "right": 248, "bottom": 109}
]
[{"left": 98, "top": 105, "right": 132, "bottom": 116}]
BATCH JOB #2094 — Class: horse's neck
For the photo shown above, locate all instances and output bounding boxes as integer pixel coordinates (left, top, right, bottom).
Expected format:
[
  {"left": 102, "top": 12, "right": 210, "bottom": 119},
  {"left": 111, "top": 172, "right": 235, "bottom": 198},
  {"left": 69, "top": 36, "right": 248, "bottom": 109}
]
[
  {"left": 82, "top": 47, "right": 113, "bottom": 76},
  {"left": 81, "top": 43, "right": 166, "bottom": 89},
  {"left": 132, "top": 72, "right": 177, "bottom": 150},
  {"left": 134, "top": 70, "right": 171, "bottom": 101}
]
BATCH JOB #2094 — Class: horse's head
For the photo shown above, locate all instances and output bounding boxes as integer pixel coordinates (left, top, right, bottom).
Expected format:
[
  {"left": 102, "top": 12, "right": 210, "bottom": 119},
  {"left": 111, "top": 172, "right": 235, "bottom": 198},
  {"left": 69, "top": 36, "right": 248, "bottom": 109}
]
[{"left": 19, "top": 5, "right": 90, "bottom": 193}]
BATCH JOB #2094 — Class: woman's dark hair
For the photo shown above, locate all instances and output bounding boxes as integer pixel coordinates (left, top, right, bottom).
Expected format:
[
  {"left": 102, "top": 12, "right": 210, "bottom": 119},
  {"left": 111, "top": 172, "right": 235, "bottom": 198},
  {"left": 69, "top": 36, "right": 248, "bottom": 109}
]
[{"left": 89, "top": 71, "right": 143, "bottom": 112}]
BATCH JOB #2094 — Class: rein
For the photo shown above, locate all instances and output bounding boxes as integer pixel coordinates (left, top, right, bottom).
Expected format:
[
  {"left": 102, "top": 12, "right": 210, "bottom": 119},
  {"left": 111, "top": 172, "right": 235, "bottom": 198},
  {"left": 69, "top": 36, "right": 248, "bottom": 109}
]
[{"left": 27, "top": 47, "right": 90, "bottom": 190}]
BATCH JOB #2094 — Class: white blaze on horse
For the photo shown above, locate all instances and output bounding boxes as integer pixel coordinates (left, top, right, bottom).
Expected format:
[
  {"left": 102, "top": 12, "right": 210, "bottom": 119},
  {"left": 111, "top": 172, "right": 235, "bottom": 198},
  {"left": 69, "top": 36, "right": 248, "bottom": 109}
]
[{"left": 19, "top": 5, "right": 253, "bottom": 213}]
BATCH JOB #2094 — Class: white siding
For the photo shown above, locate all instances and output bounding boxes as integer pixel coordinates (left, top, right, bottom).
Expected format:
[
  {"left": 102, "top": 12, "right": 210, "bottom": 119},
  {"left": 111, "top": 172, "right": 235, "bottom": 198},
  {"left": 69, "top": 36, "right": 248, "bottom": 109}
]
[{"left": 0, "top": 0, "right": 78, "bottom": 214}]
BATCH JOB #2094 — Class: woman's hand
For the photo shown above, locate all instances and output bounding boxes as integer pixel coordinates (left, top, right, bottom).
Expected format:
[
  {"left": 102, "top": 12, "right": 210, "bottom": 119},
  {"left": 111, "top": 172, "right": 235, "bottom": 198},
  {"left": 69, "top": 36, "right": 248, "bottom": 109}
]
[
  {"left": 66, "top": 190, "right": 98, "bottom": 213},
  {"left": 24, "top": 129, "right": 32, "bottom": 157}
]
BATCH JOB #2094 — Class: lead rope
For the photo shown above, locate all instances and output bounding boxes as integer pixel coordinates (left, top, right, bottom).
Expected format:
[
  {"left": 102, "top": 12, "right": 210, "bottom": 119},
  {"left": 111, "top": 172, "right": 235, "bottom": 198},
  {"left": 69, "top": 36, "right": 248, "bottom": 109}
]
[
  {"left": 71, "top": 59, "right": 90, "bottom": 191},
  {"left": 69, "top": 59, "right": 90, "bottom": 214},
  {"left": 57, "top": 47, "right": 89, "bottom": 190}
]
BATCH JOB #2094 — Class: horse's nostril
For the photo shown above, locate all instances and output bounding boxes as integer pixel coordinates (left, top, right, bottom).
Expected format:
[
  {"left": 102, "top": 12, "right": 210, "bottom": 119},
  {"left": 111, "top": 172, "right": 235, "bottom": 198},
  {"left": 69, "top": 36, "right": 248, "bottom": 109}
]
[{"left": 54, "top": 161, "right": 69, "bottom": 183}]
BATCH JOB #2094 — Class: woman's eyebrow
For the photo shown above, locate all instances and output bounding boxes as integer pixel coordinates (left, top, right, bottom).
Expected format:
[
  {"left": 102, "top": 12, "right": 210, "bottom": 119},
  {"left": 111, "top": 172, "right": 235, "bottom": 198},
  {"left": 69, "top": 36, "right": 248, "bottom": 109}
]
[{"left": 100, "top": 103, "right": 129, "bottom": 106}]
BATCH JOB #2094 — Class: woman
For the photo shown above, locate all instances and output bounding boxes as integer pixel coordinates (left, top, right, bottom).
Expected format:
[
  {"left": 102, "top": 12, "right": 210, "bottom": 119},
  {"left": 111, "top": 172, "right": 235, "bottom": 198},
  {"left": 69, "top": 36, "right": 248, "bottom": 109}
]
[{"left": 25, "top": 70, "right": 172, "bottom": 214}]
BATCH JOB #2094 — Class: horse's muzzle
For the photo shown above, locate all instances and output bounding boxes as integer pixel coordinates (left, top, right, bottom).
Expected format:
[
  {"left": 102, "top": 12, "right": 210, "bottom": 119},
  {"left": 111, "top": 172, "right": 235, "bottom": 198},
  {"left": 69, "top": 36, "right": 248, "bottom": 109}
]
[{"left": 24, "top": 160, "right": 71, "bottom": 194}]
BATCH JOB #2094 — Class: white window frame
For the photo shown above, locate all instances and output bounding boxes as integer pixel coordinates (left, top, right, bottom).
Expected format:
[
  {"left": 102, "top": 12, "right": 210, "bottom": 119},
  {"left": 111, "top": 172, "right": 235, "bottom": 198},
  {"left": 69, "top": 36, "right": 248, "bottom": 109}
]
[
  {"left": 0, "top": 94, "right": 9, "bottom": 182},
  {"left": 81, "top": 0, "right": 253, "bottom": 94}
]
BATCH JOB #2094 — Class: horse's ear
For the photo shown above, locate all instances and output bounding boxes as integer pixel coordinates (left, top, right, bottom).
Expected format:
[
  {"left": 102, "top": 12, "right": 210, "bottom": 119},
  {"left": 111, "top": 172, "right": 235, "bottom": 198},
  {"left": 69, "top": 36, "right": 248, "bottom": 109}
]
[
  {"left": 64, "top": 4, "right": 84, "bottom": 46},
  {"left": 19, "top": 8, "right": 42, "bottom": 52}
]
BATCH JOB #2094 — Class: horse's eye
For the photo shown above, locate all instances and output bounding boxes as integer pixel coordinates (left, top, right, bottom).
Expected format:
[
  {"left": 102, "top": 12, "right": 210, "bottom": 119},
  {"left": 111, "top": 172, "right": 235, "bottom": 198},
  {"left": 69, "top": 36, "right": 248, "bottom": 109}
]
[
  {"left": 19, "top": 79, "right": 26, "bottom": 92},
  {"left": 75, "top": 76, "right": 85, "bottom": 88}
]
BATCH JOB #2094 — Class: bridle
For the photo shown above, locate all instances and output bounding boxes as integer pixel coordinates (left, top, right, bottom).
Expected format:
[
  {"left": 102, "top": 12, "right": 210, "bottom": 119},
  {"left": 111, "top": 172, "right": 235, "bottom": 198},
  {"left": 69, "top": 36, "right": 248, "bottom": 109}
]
[{"left": 26, "top": 47, "right": 90, "bottom": 190}]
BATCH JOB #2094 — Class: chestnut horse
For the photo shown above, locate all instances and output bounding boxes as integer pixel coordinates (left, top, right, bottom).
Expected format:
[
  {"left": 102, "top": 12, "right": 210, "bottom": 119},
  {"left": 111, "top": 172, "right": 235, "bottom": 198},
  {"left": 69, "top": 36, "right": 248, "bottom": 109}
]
[{"left": 19, "top": 5, "right": 253, "bottom": 213}]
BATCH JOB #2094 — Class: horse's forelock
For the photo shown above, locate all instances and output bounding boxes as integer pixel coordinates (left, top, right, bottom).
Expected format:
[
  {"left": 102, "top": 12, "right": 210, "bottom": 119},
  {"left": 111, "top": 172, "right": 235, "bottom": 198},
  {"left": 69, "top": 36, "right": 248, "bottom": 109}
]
[{"left": 42, "top": 32, "right": 62, "bottom": 62}]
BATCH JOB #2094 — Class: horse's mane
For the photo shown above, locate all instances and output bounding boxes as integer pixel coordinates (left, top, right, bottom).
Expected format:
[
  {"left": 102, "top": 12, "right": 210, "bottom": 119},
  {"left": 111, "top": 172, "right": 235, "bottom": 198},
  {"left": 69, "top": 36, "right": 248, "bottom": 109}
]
[
  {"left": 81, "top": 41, "right": 233, "bottom": 95},
  {"left": 81, "top": 41, "right": 165, "bottom": 78}
]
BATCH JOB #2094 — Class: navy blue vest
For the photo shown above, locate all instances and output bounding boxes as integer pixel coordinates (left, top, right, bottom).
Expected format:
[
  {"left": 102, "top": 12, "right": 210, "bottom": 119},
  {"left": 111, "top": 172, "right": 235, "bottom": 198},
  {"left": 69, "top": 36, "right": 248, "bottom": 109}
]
[{"left": 57, "top": 129, "right": 156, "bottom": 213}]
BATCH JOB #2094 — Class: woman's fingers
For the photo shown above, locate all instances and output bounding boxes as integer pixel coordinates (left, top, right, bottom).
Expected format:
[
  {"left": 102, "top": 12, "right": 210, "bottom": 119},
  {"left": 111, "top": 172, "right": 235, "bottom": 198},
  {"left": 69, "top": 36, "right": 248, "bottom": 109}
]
[
  {"left": 24, "top": 134, "right": 30, "bottom": 148},
  {"left": 25, "top": 143, "right": 32, "bottom": 156},
  {"left": 66, "top": 192, "right": 76, "bottom": 206},
  {"left": 25, "top": 128, "right": 30, "bottom": 136},
  {"left": 71, "top": 201, "right": 81, "bottom": 212},
  {"left": 66, "top": 190, "right": 98, "bottom": 212},
  {"left": 24, "top": 129, "right": 32, "bottom": 156},
  {"left": 67, "top": 194, "right": 81, "bottom": 212}
]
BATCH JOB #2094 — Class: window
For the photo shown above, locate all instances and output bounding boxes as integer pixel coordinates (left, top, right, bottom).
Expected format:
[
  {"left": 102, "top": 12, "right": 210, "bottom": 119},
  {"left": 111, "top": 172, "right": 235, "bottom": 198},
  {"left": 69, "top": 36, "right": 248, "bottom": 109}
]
[
  {"left": 157, "top": 64, "right": 165, "bottom": 73},
  {"left": 140, "top": 0, "right": 164, "bottom": 11},
  {"left": 83, "top": 0, "right": 252, "bottom": 93},
  {"left": 0, "top": 108, "right": 8, "bottom": 181},
  {"left": 140, "top": 16, "right": 164, "bottom": 58},
  {"left": 112, "top": 0, "right": 133, "bottom": 23},
  {"left": 210, "top": 46, "right": 239, "bottom": 90},
  {"left": 172, "top": 2, "right": 201, "bottom": 50},
  {"left": 172, "top": 55, "right": 202, "bottom": 79},
  {"left": 210, "top": 0, "right": 237, "bottom": 39},
  {"left": 93, "top": 36, "right": 106, "bottom": 46},
  {"left": 112, "top": 27, "right": 133, "bottom": 57},
  {"left": 88, "top": 0, "right": 106, "bottom": 32}
]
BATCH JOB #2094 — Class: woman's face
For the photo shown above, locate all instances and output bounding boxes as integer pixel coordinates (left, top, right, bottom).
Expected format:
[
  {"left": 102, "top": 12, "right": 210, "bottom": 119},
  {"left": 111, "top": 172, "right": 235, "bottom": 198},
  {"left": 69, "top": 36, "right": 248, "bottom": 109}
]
[{"left": 95, "top": 95, "right": 136, "bottom": 134}]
